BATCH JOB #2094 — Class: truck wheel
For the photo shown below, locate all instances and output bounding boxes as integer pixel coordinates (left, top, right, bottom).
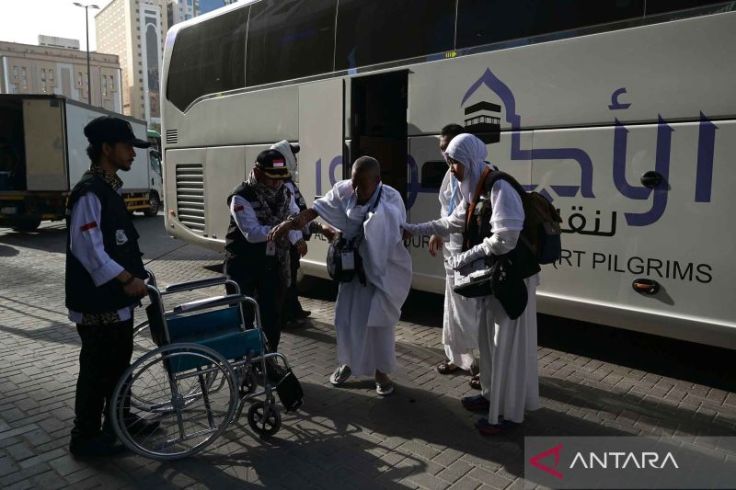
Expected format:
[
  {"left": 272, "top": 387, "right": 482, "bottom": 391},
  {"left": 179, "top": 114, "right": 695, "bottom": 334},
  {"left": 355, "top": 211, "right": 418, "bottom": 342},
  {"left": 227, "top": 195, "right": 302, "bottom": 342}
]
[
  {"left": 144, "top": 192, "right": 161, "bottom": 217},
  {"left": 11, "top": 216, "right": 41, "bottom": 232}
]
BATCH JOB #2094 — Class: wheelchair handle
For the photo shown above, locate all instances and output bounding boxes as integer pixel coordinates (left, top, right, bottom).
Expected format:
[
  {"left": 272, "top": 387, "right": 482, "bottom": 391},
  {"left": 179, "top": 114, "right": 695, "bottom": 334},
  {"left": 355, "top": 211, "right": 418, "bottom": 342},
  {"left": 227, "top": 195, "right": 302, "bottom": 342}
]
[
  {"left": 162, "top": 276, "right": 239, "bottom": 295},
  {"left": 171, "top": 294, "right": 254, "bottom": 315}
]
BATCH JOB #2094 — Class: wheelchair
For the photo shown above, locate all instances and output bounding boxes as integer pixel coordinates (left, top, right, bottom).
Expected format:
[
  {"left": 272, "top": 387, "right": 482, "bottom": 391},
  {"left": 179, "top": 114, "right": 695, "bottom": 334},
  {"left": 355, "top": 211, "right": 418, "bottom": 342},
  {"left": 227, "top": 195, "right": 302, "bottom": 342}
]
[{"left": 111, "top": 271, "right": 301, "bottom": 460}]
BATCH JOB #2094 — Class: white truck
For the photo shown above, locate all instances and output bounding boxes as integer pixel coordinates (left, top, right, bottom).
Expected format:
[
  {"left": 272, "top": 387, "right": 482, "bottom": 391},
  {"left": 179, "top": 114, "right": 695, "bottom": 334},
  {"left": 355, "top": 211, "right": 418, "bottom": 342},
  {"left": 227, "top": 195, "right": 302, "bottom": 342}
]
[{"left": 0, "top": 95, "right": 163, "bottom": 231}]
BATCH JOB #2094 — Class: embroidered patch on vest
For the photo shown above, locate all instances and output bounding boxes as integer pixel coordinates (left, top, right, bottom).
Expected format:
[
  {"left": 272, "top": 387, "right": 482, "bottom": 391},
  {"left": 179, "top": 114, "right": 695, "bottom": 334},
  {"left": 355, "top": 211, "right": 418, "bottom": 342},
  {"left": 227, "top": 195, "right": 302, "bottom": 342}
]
[{"left": 115, "top": 229, "right": 128, "bottom": 245}]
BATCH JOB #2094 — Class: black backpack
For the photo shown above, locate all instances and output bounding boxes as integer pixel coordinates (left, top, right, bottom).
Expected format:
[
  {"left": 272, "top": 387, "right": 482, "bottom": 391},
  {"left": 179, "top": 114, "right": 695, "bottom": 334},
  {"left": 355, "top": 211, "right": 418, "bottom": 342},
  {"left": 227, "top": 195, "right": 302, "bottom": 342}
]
[{"left": 475, "top": 169, "right": 563, "bottom": 265}]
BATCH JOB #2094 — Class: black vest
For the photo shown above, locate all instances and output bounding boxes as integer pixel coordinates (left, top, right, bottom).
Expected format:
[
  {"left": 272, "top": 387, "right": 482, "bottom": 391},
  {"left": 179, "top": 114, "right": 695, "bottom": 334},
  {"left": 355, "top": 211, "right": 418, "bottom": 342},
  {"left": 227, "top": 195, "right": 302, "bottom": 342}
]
[
  {"left": 224, "top": 183, "right": 271, "bottom": 263},
  {"left": 65, "top": 173, "right": 146, "bottom": 313},
  {"left": 464, "top": 174, "right": 540, "bottom": 280}
]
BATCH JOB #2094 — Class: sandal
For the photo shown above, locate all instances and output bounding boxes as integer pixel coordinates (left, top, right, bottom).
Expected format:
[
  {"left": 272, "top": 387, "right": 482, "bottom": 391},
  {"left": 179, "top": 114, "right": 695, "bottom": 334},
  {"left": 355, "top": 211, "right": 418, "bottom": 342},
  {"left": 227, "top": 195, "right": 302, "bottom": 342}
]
[
  {"left": 469, "top": 374, "right": 481, "bottom": 390},
  {"left": 436, "top": 360, "right": 461, "bottom": 375}
]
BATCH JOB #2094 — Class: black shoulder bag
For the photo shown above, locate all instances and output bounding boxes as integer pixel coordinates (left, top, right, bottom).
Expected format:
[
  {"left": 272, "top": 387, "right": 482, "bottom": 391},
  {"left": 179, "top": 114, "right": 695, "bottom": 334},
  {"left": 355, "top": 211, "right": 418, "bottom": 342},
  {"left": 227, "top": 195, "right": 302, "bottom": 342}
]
[{"left": 326, "top": 186, "right": 383, "bottom": 285}]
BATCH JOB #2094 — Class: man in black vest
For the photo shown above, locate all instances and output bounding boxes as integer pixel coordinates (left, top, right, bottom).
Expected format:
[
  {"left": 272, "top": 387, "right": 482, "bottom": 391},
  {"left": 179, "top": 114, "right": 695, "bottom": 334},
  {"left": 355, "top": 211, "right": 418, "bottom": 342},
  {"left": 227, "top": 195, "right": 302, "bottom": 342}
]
[
  {"left": 66, "top": 116, "right": 158, "bottom": 458},
  {"left": 224, "top": 149, "right": 307, "bottom": 352}
]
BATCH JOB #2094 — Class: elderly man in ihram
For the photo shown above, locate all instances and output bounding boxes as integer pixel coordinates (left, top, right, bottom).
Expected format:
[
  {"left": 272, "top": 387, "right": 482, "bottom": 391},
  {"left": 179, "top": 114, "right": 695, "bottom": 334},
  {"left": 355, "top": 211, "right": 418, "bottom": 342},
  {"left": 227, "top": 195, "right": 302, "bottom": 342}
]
[{"left": 269, "top": 156, "right": 412, "bottom": 396}]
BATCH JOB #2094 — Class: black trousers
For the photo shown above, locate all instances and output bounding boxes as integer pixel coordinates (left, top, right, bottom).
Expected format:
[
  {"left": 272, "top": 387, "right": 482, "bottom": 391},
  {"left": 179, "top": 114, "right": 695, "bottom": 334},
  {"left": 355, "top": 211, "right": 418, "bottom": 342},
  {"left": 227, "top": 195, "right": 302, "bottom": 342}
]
[
  {"left": 226, "top": 257, "right": 285, "bottom": 352},
  {"left": 283, "top": 245, "right": 306, "bottom": 322},
  {"left": 71, "top": 319, "right": 134, "bottom": 441}
]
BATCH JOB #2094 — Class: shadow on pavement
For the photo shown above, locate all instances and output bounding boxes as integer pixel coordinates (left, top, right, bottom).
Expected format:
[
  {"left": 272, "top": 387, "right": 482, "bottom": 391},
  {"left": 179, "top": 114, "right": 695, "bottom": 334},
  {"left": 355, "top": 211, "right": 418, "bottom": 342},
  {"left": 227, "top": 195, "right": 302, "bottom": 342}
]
[{"left": 538, "top": 314, "right": 736, "bottom": 392}]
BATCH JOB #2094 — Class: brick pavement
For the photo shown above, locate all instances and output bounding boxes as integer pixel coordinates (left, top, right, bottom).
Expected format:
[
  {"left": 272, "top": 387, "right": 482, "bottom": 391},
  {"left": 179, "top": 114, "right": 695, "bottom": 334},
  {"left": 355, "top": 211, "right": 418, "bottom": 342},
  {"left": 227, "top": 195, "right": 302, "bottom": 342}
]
[{"left": 1, "top": 218, "right": 735, "bottom": 489}]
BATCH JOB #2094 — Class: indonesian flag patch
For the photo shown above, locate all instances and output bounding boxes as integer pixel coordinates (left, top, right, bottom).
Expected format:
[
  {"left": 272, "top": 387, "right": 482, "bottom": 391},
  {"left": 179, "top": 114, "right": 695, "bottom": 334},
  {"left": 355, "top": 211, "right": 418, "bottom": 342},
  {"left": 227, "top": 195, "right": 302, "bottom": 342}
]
[
  {"left": 272, "top": 158, "right": 286, "bottom": 168},
  {"left": 80, "top": 221, "right": 98, "bottom": 232}
]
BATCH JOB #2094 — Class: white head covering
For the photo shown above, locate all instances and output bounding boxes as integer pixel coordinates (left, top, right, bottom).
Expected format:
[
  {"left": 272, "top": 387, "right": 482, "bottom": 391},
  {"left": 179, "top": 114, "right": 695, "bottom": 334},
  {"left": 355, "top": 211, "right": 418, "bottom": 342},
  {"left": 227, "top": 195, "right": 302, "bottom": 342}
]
[
  {"left": 445, "top": 133, "right": 488, "bottom": 203},
  {"left": 270, "top": 140, "right": 298, "bottom": 173}
]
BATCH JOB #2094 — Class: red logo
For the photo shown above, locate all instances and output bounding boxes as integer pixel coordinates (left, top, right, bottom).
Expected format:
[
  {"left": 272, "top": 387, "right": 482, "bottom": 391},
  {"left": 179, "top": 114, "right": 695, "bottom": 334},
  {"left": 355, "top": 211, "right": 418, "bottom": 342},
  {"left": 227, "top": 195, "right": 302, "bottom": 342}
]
[{"left": 530, "top": 444, "right": 564, "bottom": 480}]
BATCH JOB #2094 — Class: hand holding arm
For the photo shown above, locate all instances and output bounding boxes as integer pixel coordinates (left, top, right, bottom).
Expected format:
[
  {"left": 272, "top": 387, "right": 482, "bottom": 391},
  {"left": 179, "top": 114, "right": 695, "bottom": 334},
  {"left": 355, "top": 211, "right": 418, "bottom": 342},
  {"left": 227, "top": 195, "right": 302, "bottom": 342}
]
[{"left": 268, "top": 208, "right": 319, "bottom": 241}]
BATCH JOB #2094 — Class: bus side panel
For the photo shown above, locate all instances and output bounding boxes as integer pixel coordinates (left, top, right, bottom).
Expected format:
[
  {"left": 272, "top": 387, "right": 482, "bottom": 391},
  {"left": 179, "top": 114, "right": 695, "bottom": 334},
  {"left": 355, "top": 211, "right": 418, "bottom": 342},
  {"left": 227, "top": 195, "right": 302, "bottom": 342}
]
[
  {"left": 533, "top": 120, "right": 736, "bottom": 342},
  {"left": 23, "top": 99, "right": 66, "bottom": 191},
  {"left": 203, "top": 145, "right": 248, "bottom": 240},
  {"left": 298, "top": 79, "right": 344, "bottom": 276},
  {"left": 408, "top": 12, "right": 736, "bottom": 134},
  {"left": 163, "top": 86, "right": 299, "bottom": 150}
]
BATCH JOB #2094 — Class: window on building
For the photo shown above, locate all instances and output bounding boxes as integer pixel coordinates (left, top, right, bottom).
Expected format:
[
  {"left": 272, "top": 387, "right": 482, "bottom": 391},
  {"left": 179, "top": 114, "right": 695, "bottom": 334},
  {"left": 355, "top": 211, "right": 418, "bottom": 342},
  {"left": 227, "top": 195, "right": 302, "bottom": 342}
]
[
  {"left": 456, "top": 0, "right": 644, "bottom": 49},
  {"left": 167, "top": 6, "right": 248, "bottom": 111},
  {"left": 335, "top": 0, "right": 455, "bottom": 70},
  {"left": 246, "top": 0, "right": 337, "bottom": 86}
]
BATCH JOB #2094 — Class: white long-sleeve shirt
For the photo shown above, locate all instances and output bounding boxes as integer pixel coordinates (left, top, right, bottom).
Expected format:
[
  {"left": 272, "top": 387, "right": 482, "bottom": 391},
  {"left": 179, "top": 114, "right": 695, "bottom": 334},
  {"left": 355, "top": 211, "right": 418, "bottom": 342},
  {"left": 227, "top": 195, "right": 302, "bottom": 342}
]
[
  {"left": 67, "top": 191, "right": 132, "bottom": 323},
  {"left": 405, "top": 179, "right": 524, "bottom": 256},
  {"left": 229, "top": 194, "right": 302, "bottom": 245}
]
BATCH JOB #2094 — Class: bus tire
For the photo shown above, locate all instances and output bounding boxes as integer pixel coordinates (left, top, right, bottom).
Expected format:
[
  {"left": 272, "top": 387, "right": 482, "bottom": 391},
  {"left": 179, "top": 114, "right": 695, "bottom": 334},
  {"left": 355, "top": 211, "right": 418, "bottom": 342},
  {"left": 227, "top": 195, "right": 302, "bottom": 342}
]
[
  {"left": 144, "top": 192, "right": 161, "bottom": 217},
  {"left": 11, "top": 216, "right": 41, "bottom": 232}
]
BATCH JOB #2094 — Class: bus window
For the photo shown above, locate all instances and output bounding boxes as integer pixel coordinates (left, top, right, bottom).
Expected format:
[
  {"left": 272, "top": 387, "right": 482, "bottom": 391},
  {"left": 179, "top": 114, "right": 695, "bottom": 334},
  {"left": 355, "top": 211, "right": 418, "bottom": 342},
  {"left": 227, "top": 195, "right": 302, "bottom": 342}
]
[
  {"left": 246, "top": 0, "right": 337, "bottom": 87},
  {"left": 456, "top": 0, "right": 644, "bottom": 49},
  {"left": 166, "top": 7, "right": 248, "bottom": 111},
  {"left": 335, "top": 0, "right": 455, "bottom": 70},
  {"left": 645, "top": 0, "right": 729, "bottom": 15},
  {"left": 421, "top": 161, "right": 448, "bottom": 191}
]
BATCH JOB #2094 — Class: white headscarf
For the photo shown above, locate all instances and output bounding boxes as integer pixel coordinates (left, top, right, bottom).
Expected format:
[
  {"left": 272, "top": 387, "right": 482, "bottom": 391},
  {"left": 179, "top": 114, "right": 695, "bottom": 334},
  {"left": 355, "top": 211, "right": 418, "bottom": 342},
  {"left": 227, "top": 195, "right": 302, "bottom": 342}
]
[{"left": 445, "top": 133, "right": 488, "bottom": 203}]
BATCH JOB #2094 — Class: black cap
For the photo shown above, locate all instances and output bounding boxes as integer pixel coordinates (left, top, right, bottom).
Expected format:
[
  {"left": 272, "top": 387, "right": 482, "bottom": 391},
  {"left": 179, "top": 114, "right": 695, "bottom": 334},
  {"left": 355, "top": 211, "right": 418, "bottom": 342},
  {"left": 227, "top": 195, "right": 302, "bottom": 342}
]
[
  {"left": 255, "top": 149, "right": 291, "bottom": 180},
  {"left": 84, "top": 116, "right": 151, "bottom": 149}
]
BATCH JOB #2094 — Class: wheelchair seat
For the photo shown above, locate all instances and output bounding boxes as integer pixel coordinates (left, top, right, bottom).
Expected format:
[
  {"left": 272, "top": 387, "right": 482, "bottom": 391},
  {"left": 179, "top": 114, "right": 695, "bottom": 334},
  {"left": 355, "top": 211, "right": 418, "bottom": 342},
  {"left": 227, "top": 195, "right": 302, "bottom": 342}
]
[{"left": 147, "top": 304, "right": 264, "bottom": 373}]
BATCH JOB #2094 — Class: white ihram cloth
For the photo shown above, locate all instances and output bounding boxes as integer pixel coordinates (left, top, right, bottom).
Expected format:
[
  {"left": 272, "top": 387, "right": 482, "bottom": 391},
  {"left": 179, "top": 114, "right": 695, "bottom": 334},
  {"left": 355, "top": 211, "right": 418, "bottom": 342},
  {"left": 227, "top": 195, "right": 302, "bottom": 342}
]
[
  {"left": 405, "top": 133, "right": 540, "bottom": 424},
  {"left": 313, "top": 181, "right": 412, "bottom": 376},
  {"left": 438, "top": 170, "right": 481, "bottom": 371}
]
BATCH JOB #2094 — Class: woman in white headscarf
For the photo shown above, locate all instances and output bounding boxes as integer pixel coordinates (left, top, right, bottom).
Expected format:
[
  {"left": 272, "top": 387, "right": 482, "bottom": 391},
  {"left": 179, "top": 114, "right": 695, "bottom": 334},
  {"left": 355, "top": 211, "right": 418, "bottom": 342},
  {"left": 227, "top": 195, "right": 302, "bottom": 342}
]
[
  {"left": 430, "top": 134, "right": 483, "bottom": 387},
  {"left": 403, "top": 133, "right": 540, "bottom": 435}
]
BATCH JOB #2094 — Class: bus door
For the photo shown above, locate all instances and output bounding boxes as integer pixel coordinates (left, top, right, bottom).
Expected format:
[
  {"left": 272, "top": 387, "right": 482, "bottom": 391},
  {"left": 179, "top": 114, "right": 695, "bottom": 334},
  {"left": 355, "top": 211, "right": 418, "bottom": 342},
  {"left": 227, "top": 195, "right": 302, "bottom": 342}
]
[
  {"left": 298, "top": 78, "right": 346, "bottom": 276},
  {"left": 350, "top": 71, "right": 408, "bottom": 200}
]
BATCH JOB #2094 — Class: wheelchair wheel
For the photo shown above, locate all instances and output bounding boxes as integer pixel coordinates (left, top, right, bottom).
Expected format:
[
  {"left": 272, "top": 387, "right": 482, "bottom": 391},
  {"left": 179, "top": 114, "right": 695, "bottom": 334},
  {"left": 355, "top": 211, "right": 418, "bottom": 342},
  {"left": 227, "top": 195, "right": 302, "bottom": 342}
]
[
  {"left": 112, "top": 343, "right": 238, "bottom": 460},
  {"left": 130, "top": 325, "right": 226, "bottom": 413},
  {"left": 247, "top": 400, "right": 281, "bottom": 437}
]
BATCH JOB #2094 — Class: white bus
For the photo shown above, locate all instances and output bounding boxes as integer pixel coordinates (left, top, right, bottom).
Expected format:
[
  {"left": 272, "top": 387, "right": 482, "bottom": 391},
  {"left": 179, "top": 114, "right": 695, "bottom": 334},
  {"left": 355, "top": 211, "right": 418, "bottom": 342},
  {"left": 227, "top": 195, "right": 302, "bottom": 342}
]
[{"left": 161, "top": 0, "right": 736, "bottom": 349}]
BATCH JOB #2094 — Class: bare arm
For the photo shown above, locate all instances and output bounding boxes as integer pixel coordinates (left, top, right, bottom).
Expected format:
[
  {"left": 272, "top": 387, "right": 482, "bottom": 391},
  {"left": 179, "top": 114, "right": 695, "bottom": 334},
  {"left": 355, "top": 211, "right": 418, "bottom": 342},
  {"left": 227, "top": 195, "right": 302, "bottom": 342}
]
[{"left": 267, "top": 208, "right": 319, "bottom": 242}]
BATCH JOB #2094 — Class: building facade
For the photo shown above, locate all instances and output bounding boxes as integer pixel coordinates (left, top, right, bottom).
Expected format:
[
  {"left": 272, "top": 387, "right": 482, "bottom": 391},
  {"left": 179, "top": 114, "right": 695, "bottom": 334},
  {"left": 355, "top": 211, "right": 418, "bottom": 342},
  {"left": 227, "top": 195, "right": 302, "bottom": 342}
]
[
  {"left": 96, "top": 0, "right": 168, "bottom": 126},
  {"left": 168, "top": 0, "right": 201, "bottom": 26},
  {"left": 38, "top": 35, "right": 81, "bottom": 50},
  {"left": 0, "top": 41, "right": 122, "bottom": 112}
]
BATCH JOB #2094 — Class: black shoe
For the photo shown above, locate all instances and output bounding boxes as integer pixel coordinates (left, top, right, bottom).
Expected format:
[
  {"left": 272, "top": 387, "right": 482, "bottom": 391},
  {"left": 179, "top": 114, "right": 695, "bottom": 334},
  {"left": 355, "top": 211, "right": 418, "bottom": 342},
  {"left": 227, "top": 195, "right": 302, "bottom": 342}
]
[
  {"left": 124, "top": 414, "right": 160, "bottom": 436},
  {"left": 461, "top": 394, "right": 490, "bottom": 413},
  {"left": 283, "top": 318, "right": 310, "bottom": 330},
  {"left": 295, "top": 309, "right": 311, "bottom": 319},
  {"left": 70, "top": 435, "right": 126, "bottom": 459}
]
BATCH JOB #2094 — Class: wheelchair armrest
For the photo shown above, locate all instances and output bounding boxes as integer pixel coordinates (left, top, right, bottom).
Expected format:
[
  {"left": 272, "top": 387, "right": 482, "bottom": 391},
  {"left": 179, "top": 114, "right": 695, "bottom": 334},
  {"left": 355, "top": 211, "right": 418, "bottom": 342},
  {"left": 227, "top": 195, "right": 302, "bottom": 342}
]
[
  {"left": 171, "top": 294, "right": 252, "bottom": 314},
  {"left": 162, "top": 276, "right": 234, "bottom": 295}
]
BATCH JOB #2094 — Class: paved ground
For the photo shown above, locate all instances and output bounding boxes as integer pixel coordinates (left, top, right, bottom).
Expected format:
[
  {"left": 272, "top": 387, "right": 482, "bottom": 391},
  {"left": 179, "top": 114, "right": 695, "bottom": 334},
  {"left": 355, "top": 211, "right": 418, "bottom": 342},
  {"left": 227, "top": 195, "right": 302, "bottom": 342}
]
[{"left": 1, "top": 216, "right": 735, "bottom": 489}]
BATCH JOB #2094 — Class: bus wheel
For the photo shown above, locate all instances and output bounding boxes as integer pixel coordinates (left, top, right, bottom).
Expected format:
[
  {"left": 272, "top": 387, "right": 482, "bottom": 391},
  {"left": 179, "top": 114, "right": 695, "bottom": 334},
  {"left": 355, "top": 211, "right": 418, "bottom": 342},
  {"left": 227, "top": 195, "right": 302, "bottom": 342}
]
[
  {"left": 144, "top": 192, "right": 161, "bottom": 217},
  {"left": 11, "top": 216, "right": 41, "bottom": 232}
]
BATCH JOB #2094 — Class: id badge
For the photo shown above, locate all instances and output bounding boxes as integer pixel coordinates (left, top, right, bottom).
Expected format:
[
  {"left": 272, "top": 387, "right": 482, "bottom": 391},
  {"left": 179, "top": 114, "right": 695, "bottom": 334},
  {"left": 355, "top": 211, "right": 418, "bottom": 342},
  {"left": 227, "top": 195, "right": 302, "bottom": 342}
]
[
  {"left": 341, "top": 251, "right": 355, "bottom": 271},
  {"left": 266, "top": 240, "right": 276, "bottom": 256}
]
